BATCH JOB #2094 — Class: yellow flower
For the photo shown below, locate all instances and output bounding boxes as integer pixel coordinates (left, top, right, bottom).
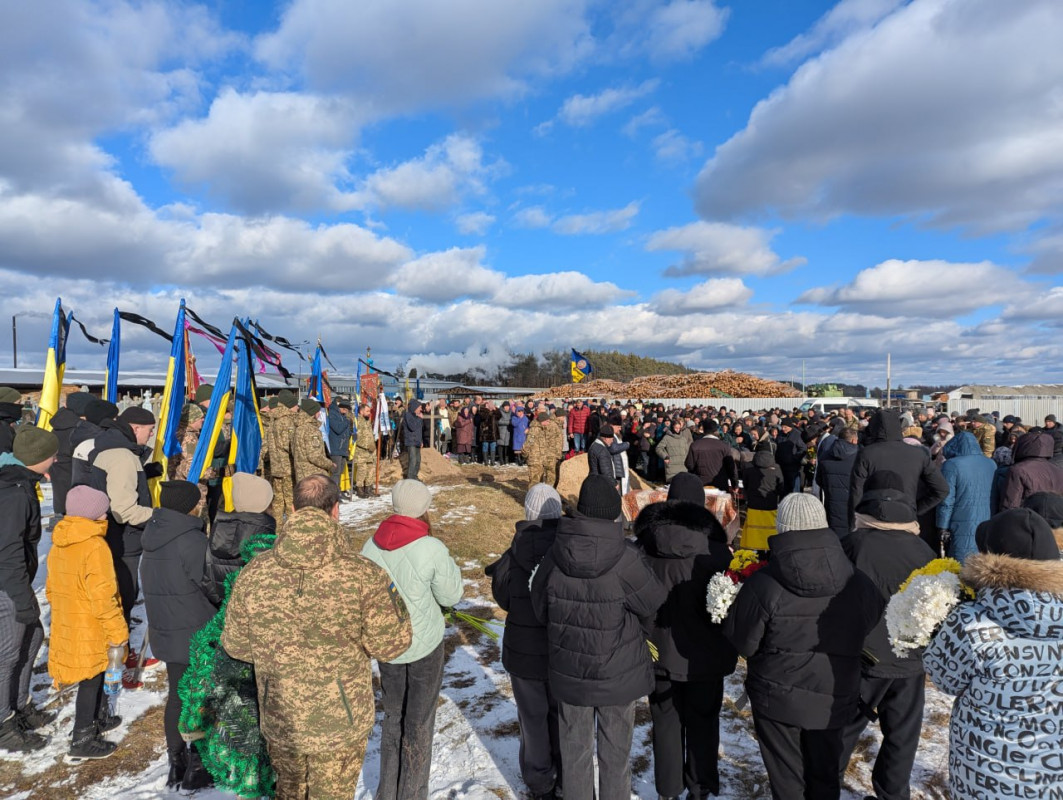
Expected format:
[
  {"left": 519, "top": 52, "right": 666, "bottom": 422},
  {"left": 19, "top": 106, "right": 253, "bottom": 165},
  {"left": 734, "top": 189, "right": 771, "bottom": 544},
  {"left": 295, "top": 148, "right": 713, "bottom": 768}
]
[
  {"left": 729, "top": 549, "right": 762, "bottom": 573},
  {"left": 899, "top": 558, "right": 975, "bottom": 599}
]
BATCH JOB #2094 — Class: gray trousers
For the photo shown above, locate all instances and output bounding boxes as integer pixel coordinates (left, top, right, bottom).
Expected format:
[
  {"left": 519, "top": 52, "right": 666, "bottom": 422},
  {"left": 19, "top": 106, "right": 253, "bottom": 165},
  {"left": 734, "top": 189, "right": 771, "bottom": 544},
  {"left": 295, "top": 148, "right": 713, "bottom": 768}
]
[
  {"left": 406, "top": 446, "right": 421, "bottom": 480},
  {"left": 511, "top": 676, "right": 561, "bottom": 795},
  {"left": 557, "top": 699, "right": 635, "bottom": 800},
  {"left": 0, "top": 592, "right": 43, "bottom": 720}
]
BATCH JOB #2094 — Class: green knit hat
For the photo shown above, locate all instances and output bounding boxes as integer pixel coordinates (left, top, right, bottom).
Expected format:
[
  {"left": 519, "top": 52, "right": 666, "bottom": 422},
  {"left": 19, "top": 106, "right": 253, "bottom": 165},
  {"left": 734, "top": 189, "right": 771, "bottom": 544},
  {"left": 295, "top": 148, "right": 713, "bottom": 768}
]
[
  {"left": 194, "top": 383, "right": 214, "bottom": 404},
  {"left": 278, "top": 389, "right": 297, "bottom": 409},
  {"left": 300, "top": 398, "right": 321, "bottom": 416},
  {"left": 13, "top": 427, "right": 59, "bottom": 467}
]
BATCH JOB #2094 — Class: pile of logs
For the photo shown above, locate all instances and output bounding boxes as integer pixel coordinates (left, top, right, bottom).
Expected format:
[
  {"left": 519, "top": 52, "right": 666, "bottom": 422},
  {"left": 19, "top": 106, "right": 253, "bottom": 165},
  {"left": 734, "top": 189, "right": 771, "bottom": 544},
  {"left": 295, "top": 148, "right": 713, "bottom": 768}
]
[{"left": 535, "top": 370, "right": 800, "bottom": 400}]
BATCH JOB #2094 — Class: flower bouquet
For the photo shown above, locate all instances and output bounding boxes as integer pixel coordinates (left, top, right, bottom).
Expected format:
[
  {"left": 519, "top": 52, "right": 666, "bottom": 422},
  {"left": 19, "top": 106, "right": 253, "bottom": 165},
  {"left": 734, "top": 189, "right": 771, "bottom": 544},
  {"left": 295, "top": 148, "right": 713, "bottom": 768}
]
[
  {"left": 885, "top": 558, "right": 975, "bottom": 657},
  {"left": 706, "top": 549, "right": 769, "bottom": 624}
]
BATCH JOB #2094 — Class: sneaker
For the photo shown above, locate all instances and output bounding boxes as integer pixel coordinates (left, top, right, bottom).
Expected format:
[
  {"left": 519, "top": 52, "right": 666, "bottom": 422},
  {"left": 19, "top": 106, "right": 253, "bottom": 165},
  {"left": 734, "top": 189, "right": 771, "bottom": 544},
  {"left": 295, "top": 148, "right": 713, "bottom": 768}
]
[
  {"left": 122, "top": 671, "right": 144, "bottom": 691},
  {"left": 125, "top": 650, "right": 161, "bottom": 671},
  {"left": 96, "top": 711, "right": 122, "bottom": 733},
  {"left": 16, "top": 705, "right": 56, "bottom": 730},
  {"left": 0, "top": 713, "right": 47, "bottom": 753},
  {"left": 66, "top": 726, "right": 117, "bottom": 763}
]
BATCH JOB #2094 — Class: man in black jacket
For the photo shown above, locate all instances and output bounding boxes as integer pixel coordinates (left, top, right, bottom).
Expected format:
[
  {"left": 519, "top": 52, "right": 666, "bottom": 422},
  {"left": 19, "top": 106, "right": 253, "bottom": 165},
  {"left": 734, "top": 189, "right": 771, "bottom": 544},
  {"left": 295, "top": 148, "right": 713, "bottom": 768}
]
[
  {"left": 816, "top": 428, "right": 859, "bottom": 536},
  {"left": 0, "top": 428, "right": 58, "bottom": 753},
  {"left": 44, "top": 391, "right": 94, "bottom": 524},
  {"left": 848, "top": 409, "right": 948, "bottom": 529},
  {"left": 684, "top": 420, "right": 737, "bottom": 491},
  {"left": 775, "top": 418, "right": 806, "bottom": 497},
  {"left": 839, "top": 472, "right": 937, "bottom": 800},
  {"left": 531, "top": 475, "right": 666, "bottom": 800},
  {"left": 402, "top": 403, "right": 424, "bottom": 480},
  {"left": 723, "top": 493, "right": 884, "bottom": 800}
]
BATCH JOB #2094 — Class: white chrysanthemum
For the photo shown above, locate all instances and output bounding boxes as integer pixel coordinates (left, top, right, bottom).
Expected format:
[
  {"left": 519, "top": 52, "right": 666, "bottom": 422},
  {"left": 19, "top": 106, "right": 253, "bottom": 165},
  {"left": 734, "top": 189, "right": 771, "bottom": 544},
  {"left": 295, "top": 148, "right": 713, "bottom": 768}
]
[
  {"left": 706, "top": 573, "right": 740, "bottom": 624},
  {"left": 886, "top": 572, "right": 963, "bottom": 657}
]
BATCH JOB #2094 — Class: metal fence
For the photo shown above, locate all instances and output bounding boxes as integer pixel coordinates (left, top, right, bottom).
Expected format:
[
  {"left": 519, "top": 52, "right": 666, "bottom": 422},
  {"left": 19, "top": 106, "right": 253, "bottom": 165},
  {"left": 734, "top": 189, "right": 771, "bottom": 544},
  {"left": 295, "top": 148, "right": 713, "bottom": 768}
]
[{"left": 947, "top": 397, "right": 1063, "bottom": 424}]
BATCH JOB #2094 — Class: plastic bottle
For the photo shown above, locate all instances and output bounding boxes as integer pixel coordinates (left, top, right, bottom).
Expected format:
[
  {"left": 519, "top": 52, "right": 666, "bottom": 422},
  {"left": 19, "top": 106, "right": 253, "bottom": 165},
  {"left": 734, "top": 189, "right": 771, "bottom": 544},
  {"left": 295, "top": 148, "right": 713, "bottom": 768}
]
[{"left": 104, "top": 644, "right": 126, "bottom": 696}]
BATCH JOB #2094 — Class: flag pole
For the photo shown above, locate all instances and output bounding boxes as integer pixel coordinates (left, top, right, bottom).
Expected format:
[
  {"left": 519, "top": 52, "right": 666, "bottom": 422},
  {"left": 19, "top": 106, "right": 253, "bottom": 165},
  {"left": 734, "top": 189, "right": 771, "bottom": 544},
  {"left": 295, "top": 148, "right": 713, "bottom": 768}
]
[{"left": 369, "top": 346, "right": 381, "bottom": 497}]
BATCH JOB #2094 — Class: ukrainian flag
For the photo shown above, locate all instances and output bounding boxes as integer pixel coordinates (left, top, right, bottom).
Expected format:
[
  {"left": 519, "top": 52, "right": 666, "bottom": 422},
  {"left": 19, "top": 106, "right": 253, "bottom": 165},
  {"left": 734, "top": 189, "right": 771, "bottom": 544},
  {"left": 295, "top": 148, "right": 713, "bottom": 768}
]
[
  {"left": 186, "top": 321, "right": 237, "bottom": 489},
  {"left": 226, "top": 321, "right": 264, "bottom": 508},
  {"left": 571, "top": 348, "right": 593, "bottom": 384},
  {"left": 103, "top": 308, "right": 120, "bottom": 403},
  {"left": 149, "top": 301, "right": 188, "bottom": 503},
  {"left": 36, "top": 298, "right": 71, "bottom": 431}
]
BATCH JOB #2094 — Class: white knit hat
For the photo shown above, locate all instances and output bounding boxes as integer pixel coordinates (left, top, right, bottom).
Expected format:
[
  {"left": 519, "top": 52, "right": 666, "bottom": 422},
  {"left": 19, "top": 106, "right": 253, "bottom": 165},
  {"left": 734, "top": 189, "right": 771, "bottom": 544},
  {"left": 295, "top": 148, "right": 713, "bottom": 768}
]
[
  {"left": 392, "top": 479, "right": 432, "bottom": 518},
  {"left": 776, "top": 493, "right": 828, "bottom": 533},
  {"left": 524, "top": 484, "right": 563, "bottom": 521}
]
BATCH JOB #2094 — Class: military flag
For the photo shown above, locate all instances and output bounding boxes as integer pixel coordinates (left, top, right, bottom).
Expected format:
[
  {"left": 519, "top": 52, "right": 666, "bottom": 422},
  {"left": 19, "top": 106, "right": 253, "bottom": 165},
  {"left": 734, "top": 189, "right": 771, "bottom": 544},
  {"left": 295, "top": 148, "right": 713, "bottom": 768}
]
[
  {"left": 571, "top": 348, "right": 593, "bottom": 384},
  {"left": 103, "top": 308, "right": 120, "bottom": 403},
  {"left": 36, "top": 298, "right": 72, "bottom": 431},
  {"left": 149, "top": 301, "right": 189, "bottom": 502}
]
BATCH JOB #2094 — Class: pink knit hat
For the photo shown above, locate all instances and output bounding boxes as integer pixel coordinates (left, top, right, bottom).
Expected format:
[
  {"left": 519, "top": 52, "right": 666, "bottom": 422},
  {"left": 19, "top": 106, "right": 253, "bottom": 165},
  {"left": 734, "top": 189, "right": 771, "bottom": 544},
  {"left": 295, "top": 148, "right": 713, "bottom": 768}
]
[{"left": 65, "top": 486, "right": 110, "bottom": 521}]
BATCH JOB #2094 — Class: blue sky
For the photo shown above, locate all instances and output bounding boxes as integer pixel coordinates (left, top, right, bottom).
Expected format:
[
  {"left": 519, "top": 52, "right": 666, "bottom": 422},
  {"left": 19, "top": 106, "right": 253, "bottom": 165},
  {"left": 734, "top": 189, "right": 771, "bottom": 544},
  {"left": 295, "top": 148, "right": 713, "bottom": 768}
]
[{"left": 3, "top": 0, "right": 1062, "bottom": 388}]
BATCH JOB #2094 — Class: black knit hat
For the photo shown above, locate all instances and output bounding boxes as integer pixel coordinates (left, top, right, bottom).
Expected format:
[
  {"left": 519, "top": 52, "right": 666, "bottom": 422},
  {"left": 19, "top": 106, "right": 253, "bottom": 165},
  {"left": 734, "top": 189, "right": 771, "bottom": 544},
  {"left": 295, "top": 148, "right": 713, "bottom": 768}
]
[
  {"left": 667, "top": 472, "right": 705, "bottom": 505},
  {"left": 1023, "top": 492, "right": 1063, "bottom": 530},
  {"left": 85, "top": 399, "right": 119, "bottom": 425},
  {"left": 65, "top": 391, "right": 95, "bottom": 417},
  {"left": 576, "top": 474, "right": 622, "bottom": 520},
  {"left": 599, "top": 423, "right": 615, "bottom": 439},
  {"left": 159, "top": 480, "right": 202, "bottom": 514},
  {"left": 855, "top": 470, "right": 916, "bottom": 524},
  {"left": 976, "top": 508, "right": 1060, "bottom": 562},
  {"left": 118, "top": 406, "right": 155, "bottom": 426}
]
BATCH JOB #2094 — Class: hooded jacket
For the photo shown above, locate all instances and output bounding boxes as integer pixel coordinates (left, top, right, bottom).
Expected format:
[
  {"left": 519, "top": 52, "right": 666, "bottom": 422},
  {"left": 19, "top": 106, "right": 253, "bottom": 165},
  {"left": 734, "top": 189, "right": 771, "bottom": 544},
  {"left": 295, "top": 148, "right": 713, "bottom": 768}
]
[
  {"left": 402, "top": 409, "right": 424, "bottom": 448},
  {"left": 722, "top": 528, "right": 884, "bottom": 729},
  {"left": 222, "top": 506, "right": 413, "bottom": 752},
  {"left": 0, "top": 402, "right": 21, "bottom": 454},
  {"left": 49, "top": 406, "right": 81, "bottom": 516},
  {"left": 999, "top": 432, "right": 1063, "bottom": 510},
  {"left": 0, "top": 464, "right": 44, "bottom": 623},
  {"left": 488, "top": 518, "right": 559, "bottom": 681},
  {"left": 742, "top": 446, "right": 785, "bottom": 512},
  {"left": 361, "top": 515, "right": 463, "bottom": 664},
  {"left": 849, "top": 410, "right": 949, "bottom": 527},
  {"left": 936, "top": 432, "right": 997, "bottom": 562},
  {"left": 656, "top": 428, "right": 693, "bottom": 482},
  {"left": 816, "top": 438, "right": 859, "bottom": 534},
  {"left": 530, "top": 513, "right": 666, "bottom": 706},
  {"left": 498, "top": 409, "right": 512, "bottom": 447},
  {"left": 45, "top": 516, "right": 127, "bottom": 685},
  {"left": 923, "top": 552, "right": 1063, "bottom": 800},
  {"left": 326, "top": 402, "right": 352, "bottom": 457},
  {"left": 634, "top": 501, "right": 737, "bottom": 681},
  {"left": 139, "top": 507, "right": 218, "bottom": 663},
  {"left": 202, "top": 510, "right": 276, "bottom": 606}
]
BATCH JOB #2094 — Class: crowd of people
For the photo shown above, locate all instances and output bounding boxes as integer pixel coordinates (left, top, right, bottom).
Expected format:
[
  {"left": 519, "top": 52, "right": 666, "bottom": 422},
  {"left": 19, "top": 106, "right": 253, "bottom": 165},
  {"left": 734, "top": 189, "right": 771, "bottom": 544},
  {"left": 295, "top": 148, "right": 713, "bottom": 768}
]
[{"left": 1, "top": 381, "right": 1062, "bottom": 800}]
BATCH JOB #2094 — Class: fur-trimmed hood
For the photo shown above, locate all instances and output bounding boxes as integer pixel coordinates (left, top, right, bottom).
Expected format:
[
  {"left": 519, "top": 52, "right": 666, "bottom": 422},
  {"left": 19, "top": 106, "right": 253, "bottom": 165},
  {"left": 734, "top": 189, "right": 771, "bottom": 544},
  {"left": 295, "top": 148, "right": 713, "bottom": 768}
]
[
  {"left": 634, "top": 500, "right": 727, "bottom": 557},
  {"left": 961, "top": 552, "right": 1063, "bottom": 638}
]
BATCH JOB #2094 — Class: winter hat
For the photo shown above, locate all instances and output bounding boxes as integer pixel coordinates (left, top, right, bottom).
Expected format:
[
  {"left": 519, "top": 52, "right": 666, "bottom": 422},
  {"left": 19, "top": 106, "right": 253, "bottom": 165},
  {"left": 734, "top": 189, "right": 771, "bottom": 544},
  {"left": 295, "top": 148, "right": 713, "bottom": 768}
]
[
  {"left": 12, "top": 427, "right": 59, "bottom": 467},
  {"left": 392, "top": 479, "right": 432, "bottom": 518},
  {"left": 780, "top": 417, "right": 797, "bottom": 429},
  {"left": 159, "top": 480, "right": 202, "bottom": 514},
  {"left": 231, "top": 472, "right": 274, "bottom": 514},
  {"left": 536, "top": 411, "right": 551, "bottom": 422},
  {"left": 181, "top": 403, "right": 205, "bottom": 424},
  {"left": 776, "top": 493, "right": 828, "bottom": 533},
  {"left": 524, "top": 483, "right": 563, "bottom": 521},
  {"left": 855, "top": 470, "right": 916, "bottom": 524},
  {"left": 668, "top": 472, "right": 706, "bottom": 506},
  {"left": 1003, "top": 415, "right": 1017, "bottom": 424},
  {"left": 278, "top": 389, "right": 297, "bottom": 409},
  {"left": 992, "top": 447, "right": 1014, "bottom": 467},
  {"left": 195, "top": 384, "right": 214, "bottom": 404},
  {"left": 704, "top": 419, "right": 719, "bottom": 435},
  {"left": 1047, "top": 414, "right": 1058, "bottom": 425},
  {"left": 300, "top": 399, "right": 321, "bottom": 416},
  {"left": 0, "top": 387, "right": 21, "bottom": 404},
  {"left": 85, "top": 399, "right": 119, "bottom": 425},
  {"left": 65, "top": 485, "right": 110, "bottom": 521},
  {"left": 599, "top": 423, "right": 615, "bottom": 439},
  {"left": 976, "top": 508, "right": 1060, "bottom": 562},
  {"left": 576, "top": 474, "right": 622, "bottom": 521},
  {"left": 267, "top": 396, "right": 280, "bottom": 409},
  {"left": 118, "top": 406, "right": 155, "bottom": 426},
  {"left": 65, "top": 391, "right": 95, "bottom": 417},
  {"left": 1023, "top": 492, "right": 1063, "bottom": 530},
  {"left": 936, "top": 419, "right": 954, "bottom": 435}
]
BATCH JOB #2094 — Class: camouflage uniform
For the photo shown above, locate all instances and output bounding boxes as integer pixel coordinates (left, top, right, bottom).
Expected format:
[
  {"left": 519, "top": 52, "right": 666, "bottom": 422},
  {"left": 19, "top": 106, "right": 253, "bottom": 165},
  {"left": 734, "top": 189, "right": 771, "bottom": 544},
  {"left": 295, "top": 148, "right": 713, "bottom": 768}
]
[
  {"left": 540, "top": 418, "right": 565, "bottom": 488},
  {"left": 524, "top": 419, "right": 546, "bottom": 487},
  {"left": 352, "top": 419, "right": 376, "bottom": 493},
  {"left": 292, "top": 411, "right": 334, "bottom": 483},
  {"left": 974, "top": 422, "right": 996, "bottom": 458},
  {"left": 267, "top": 405, "right": 297, "bottom": 521},
  {"left": 222, "top": 507, "right": 412, "bottom": 800}
]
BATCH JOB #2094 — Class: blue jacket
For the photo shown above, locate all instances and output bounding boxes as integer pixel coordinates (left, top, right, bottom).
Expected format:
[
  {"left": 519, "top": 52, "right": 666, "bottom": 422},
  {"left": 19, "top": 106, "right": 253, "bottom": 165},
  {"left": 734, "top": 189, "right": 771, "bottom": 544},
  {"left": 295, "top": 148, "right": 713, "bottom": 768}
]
[
  {"left": 936, "top": 432, "right": 995, "bottom": 563},
  {"left": 511, "top": 413, "right": 530, "bottom": 451},
  {"left": 402, "top": 409, "right": 424, "bottom": 448},
  {"left": 326, "top": 402, "right": 352, "bottom": 456}
]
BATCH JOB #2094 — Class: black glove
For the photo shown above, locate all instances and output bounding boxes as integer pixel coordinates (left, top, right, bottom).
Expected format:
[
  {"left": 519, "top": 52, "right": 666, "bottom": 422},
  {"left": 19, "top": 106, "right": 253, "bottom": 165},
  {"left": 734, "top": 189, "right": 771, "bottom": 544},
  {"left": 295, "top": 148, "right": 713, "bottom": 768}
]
[
  {"left": 15, "top": 597, "right": 40, "bottom": 625},
  {"left": 142, "top": 462, "right": 164, "bottom": 479}
]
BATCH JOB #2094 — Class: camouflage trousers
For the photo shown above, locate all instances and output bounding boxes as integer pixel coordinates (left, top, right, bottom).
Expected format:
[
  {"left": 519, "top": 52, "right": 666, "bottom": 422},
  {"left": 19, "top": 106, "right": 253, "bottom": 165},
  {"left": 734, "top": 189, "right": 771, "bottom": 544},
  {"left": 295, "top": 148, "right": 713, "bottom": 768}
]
[
  {"left": 270, "top": 476, "right": 294, "bottom": 523},
  {"left": 526, "top": 460, "right": 558, "bottom": 489},
  {"left": 268, "top": 737, "right": 368, "bottom": 800},
  {"left": 353, "top": 453, "right": 376, "bottom": 490}
]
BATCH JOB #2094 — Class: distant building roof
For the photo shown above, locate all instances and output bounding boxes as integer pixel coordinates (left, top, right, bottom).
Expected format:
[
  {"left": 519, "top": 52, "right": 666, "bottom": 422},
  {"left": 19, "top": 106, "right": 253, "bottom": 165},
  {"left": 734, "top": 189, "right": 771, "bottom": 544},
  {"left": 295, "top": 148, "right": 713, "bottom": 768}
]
[{"left": 947, "top": 384, "right": 1063, "bottom": 399}]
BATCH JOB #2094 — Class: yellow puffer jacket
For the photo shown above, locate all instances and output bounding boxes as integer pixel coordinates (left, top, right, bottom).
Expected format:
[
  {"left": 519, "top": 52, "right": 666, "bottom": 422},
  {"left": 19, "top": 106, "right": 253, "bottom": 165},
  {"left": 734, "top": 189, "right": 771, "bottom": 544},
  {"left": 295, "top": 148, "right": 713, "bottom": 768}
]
[{"left": 45, "top": 517, "right": 128, "bottom": 686}]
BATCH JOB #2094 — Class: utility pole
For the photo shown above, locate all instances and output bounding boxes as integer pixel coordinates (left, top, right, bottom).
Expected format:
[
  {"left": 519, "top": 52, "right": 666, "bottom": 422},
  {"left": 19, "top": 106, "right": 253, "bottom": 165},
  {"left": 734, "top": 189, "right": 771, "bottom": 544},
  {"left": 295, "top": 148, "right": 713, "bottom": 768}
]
[
  {"left": 885, "top": 353, "right": 891, "bottom": 410},
  {"left": 11, "top": 315, "right": 16, "bottom": 369}
]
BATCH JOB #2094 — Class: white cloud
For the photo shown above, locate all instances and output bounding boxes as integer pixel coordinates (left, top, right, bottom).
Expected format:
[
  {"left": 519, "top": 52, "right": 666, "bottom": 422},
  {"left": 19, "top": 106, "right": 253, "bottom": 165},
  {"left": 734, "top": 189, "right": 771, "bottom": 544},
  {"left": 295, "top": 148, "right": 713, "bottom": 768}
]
[
  {"left": 391, "top": 247, "right": 501, "bottom": 302},
  {"left": 653, "top": 129, "right": 703, "bottom": 164},
  {"left": 796, "top": 259, "right": 1024, "bottom": 317},
  {"left": 556, "top": 80, "right": 659, "bottom": 127},
  {"left": 646, "top": 221, "right": 805, "bottom": 276},
  {"left": 622, "top": 106, "right": 667, "bottom": 137},
  {"left": 494, "top": 271, "right": 634, "bottom": 309},
  {"left": 455, "top": 211, "right": 496, "bottom": 235},
  {"left": 512, "top": 206, "right": 553, "bottom": 229},
  {"left": 695, "top": 0, "right": 1063, "bottom": 235},
  {"left": 760, "top": 0, "right": 905, "bottom": 67},
  {"left": 552, "top": 202, "right": 640, "bottom": 235},
  {"left": 641, "top": 0, "right": 730, "bottom": 61},
  {"left": 651, "top": 278, "right": 753, "bottom": 315}
]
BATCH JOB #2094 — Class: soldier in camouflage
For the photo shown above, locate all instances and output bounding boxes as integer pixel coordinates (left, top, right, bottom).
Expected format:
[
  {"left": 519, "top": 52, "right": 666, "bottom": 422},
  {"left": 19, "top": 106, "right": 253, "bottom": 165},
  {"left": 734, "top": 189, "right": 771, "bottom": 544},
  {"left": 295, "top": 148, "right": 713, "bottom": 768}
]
[
  {"left": 266, "top": 390, "right": 298, "bottom": 521},
  {"left": 353, "top": 405, "right": 376, "bottom": 497},
  {"left": 222, "top": 475, "right": 412, "bottom": 800},
  {"left": 540, "top": 412, "right": 565, "bottom": 488},
  {"left": 292, "top": 399, "right": 334, "bottom": 483},
  {"left": 524, "top": 412, "right": 551, "bottom": 488}
]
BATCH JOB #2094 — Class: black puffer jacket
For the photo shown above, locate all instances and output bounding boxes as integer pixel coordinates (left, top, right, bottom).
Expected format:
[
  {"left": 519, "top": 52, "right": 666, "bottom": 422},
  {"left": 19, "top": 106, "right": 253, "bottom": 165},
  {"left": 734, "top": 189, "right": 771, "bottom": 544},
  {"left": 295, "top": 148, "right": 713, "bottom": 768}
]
[
  {"left": 530, "top": 513, "right": 666, "bottom": 706},
  {"left": 684, "top": 436, "right": 737, "bottom": 490},
  {"left": 842, "top": 527, "right": 936, "bottom": 678},
  {"left": 816, "top": 438, "right": 858, "bottom": 534},
  {"left": 488, "top": 518, "right": 559, "bottom": 681},
  {"left": 722, "top": 528, "right": 884, "bottom": 729},
  {"left": 0, "top": 465, "right": 43, "bottom": 623},
  {"left": 49, "top": 407, "right": 81, "bottom": 516},
  {"left": 849, "top": 410, "right": 948, "bottom": 526},
  {"left": 0, "top": 402, "right": 21, "bottom": 453},
  {"left": 202, "top": 511, "right": 276, "bottom": 607},
  {"left": 634, "top": 501, "right": 737, "bottom": 681},
  {"left": 742, "top": 446, "right": 784, "bottom": 512},
  {"left": 140, "top": 508, "right": 219, "bottom": 664}
]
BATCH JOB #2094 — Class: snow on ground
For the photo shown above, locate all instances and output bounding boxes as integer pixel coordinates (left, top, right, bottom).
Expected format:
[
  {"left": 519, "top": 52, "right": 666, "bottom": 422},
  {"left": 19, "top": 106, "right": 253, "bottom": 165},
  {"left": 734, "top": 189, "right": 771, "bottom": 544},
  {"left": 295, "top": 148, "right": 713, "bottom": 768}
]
[{"left": 6, "top": 484, "right": 954, "bottom": 799}]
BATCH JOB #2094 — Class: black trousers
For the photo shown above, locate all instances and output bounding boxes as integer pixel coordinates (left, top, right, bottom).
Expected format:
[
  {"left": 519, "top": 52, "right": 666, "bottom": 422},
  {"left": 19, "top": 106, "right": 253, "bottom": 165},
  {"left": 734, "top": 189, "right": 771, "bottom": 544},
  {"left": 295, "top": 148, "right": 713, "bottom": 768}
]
[
  {"left": 511, "top": 676, "right": 561, "bottom": 795},
  {"left": 165, "top": 662, "right": 188, "bottom": 751},
  {"left": 839, "top": 674, "right": 925, "bottom": 800},
  {"left": 650, "top": 675, "right": 724, "bottom": 799},
  {"left": 74, "top": 672, "right": 106, "bottom": 731},
  {"left": 753, "top": 715, "right": 844, "bottom": 800},
  {"left": 113, "top": 553, "right": 141, "bottom": 626}
]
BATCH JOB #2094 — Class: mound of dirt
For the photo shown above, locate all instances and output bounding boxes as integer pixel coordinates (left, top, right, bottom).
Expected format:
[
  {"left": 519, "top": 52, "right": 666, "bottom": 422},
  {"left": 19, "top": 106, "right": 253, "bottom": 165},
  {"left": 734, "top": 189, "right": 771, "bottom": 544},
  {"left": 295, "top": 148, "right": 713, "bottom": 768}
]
[
  {"left": 387, "top": 447, "right": 464, "bottom": 485},
  {"left": 556, "top": 453, "right": 652, "bottom": 509}
]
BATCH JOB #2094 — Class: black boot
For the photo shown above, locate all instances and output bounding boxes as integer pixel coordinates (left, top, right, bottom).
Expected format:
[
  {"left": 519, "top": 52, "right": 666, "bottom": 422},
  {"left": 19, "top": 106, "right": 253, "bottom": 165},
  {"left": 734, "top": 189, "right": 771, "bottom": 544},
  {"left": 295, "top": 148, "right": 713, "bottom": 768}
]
[
  {"left": 96, "top": 709, "right": 122, "bottom": 733},
  {"left": 182, "top": 744, "right": 214, "bottom": 791},
  {"left": 67, "top": 726, "right": 116, "bottom": 762},
  {"left": 167, "top": 743, "right": 188, "bottom": 790},
  {"left": 0, "top": 712, "right": 46, "bottom": 752},
  {"left": 16, "top": 704, "right": 56, "bottom": 730}
]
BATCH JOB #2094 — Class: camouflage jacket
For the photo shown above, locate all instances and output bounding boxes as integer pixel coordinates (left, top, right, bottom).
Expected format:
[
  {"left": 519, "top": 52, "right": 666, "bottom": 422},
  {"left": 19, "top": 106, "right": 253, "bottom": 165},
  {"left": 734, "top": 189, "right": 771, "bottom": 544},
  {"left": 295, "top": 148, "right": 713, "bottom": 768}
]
[
  {"left": 354, "top": 419, "right": 376, "bottom": 457},
  {"left": 258, "top": 412, "right": 273, "bottom": 473},
  {"left": 524, "top": 420, "right": 545, "bottom": 464},
  {"left": 222, "top": 507, "right": 412, "bottom": 751},
  {"left": 541, "top": 420, "right": 565, "bottom": 461},
  {"left": 292, "top": 412, "right": 334, "bottom": 482},
  {"left": 267, "top": 406, "right": 296, "bottom": 479},
  {"left": 974, "top": 423, "right": 996, "bottom": 458}
]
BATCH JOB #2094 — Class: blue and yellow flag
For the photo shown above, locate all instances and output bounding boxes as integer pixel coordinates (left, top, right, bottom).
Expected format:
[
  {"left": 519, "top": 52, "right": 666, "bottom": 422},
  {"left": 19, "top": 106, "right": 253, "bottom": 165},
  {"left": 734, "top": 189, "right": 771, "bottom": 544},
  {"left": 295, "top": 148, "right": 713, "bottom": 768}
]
[
  {"left": 186, "top": 321, "right": 237, "bottom": 489},
  {"left": 36, "top": 298, "right": 72, "bottom": 431},
  {"left": 308, "top": 344, "right": 331, "bottom": 407},
  {"left": 571, "top": 348, "right": 593, "bottom": 384},
  {"left": 149, "top": 301, "right": 188, "bottom": 503},
  {"left": 103, "top": 308, "right": 120, "bottom": 403}
]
